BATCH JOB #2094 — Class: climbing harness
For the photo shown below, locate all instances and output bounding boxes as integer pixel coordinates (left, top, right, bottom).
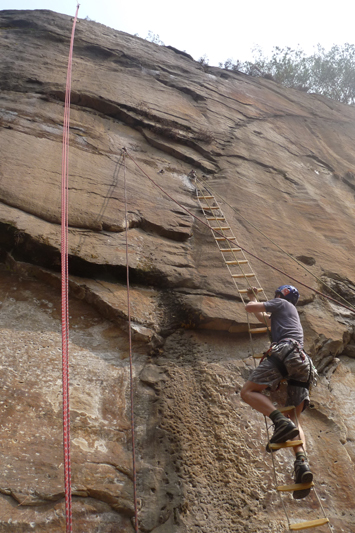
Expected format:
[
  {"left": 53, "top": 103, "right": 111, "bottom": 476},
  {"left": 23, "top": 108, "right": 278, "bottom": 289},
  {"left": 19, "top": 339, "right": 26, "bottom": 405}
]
[
  {"left": 60, "top": 5, "right": 80, "bottom": 532},
  {"left": 264, "top": 341, "right": 298, "bottom": 378},
  {"left": 263, "top": 340, "right": 317, "bottom": 393}
]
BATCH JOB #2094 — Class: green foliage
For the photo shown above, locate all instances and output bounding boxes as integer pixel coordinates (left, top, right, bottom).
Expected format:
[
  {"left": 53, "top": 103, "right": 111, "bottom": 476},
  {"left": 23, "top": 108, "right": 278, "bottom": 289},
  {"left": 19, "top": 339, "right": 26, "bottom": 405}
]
[
  {"left": 198, "top": 54, "right": 209, "bottom": 67},
  {"left": 219, "top": 58, "right": 242, "bottom": 71},
  {"left": 145, "top": 31, "right": 165, "bottom": 46},
  {"left": 223, "top": 44, "right": 355, "bottom": 105}
]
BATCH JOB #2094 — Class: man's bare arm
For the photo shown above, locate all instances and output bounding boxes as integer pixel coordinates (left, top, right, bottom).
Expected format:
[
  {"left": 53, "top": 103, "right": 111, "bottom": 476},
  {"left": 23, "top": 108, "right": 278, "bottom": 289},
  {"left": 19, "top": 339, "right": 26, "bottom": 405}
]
[{"left": 245, "top": 289, "right": 271, "bottom": 327}]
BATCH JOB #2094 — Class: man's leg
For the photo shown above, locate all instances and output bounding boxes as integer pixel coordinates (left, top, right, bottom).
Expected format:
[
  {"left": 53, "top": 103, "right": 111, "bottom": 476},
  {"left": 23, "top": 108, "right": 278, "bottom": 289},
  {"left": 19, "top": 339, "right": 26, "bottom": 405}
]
[
  {"left": 241, "top": 380, "right": 299, "bottom": 443},
  {"left": 240, "top": 381, "right": 275, "bottom": 416},
  {"left": 288, "top": 401, "right": 313, "bottom": 499},
  {"left": 289, "top": 401, "right": 306, "bottom": 453}
]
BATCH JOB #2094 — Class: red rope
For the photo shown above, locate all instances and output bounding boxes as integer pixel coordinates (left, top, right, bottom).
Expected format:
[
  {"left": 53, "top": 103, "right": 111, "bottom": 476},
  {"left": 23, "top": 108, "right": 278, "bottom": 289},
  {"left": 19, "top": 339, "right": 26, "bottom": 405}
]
[
  {"left": 124, "top": 150, "right": 355, "bottom": 315},
  {"left": 123, "top": 152, "right": 139, "bottom": 532},
  {"left": 61, "top": 5, "right": 79, "bottom": 532}
]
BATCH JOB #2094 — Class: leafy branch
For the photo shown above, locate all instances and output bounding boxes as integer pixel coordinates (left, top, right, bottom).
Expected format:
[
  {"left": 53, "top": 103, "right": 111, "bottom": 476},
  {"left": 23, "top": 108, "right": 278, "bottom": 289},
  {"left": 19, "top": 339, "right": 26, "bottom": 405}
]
[{"left": 220, "top": 44, "right": 355, "bottom": 105}]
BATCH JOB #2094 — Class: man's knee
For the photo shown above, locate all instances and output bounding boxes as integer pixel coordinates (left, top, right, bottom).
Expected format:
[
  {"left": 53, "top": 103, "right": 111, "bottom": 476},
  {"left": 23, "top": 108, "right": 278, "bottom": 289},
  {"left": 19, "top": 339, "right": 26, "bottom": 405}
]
[
  {"left": 241, "top": 381, "right": 268, "bottom": 403},
  {"left": 240, "top": 381, "right": 259, "bottom": 402}
]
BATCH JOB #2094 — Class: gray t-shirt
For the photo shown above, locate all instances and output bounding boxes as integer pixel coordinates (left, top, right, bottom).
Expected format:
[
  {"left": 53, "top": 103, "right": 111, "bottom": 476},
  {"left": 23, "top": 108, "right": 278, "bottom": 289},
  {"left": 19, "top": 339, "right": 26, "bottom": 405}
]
[{"left": 264, "top": 298, "right": 304, "bottom": 347}]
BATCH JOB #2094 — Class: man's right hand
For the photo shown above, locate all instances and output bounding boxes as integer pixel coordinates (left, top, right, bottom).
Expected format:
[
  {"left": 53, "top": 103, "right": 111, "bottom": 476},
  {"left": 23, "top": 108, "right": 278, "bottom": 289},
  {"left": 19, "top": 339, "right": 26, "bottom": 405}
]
[{"left": 246, "top": 287, "right": 259, "bottom": 300}]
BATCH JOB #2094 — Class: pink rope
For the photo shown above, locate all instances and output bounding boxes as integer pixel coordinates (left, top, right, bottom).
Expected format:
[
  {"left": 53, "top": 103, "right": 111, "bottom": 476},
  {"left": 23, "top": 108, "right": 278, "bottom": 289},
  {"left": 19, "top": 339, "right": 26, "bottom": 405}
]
[
  {"left": 61, "top": 5, "right": 79, "bottom": 532},
  {"left": 123, "top": 152, "right": 139, "bottom": 532}
]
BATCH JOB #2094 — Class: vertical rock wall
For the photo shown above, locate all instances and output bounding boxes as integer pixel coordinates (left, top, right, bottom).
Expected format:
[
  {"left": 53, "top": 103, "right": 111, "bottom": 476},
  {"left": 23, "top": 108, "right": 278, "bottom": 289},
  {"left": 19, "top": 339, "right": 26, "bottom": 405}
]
[{"left": 1, "top": 9, "right": 355, "bottom": 532}]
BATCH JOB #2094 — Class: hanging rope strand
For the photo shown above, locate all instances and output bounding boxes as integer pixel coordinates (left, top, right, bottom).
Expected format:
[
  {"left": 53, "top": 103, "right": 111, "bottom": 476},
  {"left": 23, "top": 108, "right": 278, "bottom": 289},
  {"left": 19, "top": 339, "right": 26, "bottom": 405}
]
[
  {"left": 123, "top": 150, "right": 355, "bottom": 315},
  {"left": 123, "top": 151, "right": 139, "bottom": 532},
  {"left": 202, "top": 181, "right": 355, "bottom": 312},
  {"left": 61, "top": 5, "right": 79, "bottom": 532}
]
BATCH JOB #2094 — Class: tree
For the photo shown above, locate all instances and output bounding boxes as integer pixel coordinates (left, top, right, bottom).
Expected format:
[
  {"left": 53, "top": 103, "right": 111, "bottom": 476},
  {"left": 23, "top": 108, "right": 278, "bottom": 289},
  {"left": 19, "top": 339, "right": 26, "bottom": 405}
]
[
  {"left": 198, "top": 54, "right": 209, "bottom": 66},
  {"left": 224, "top": 44, "right": 355, "bottom": 105},
  {"left": 145, "top": 31, "right": 165, "bottom": 46},
  {"left": 309, "top": 44, "right": 355, "bottom": 104},
  {"left": 219, "top": 58, "right": 242, "bottom": 71}
]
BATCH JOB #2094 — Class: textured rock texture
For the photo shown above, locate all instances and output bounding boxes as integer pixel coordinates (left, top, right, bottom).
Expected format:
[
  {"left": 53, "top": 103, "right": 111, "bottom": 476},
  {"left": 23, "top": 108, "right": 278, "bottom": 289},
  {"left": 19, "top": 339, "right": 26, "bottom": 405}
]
[{"left": 1, "top": 9, "right": 355, "bottom": 532}]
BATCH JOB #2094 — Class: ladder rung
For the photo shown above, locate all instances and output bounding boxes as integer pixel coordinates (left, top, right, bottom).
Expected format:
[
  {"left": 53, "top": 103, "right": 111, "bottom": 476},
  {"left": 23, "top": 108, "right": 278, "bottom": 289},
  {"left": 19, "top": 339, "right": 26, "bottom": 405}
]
[
  {"left": 215, "top": 237, "right": 236, "bottom": 241},
  {"left": 207, "top": 217, "right": 225, "bottom": 220},
  {"left": 248, "top": 327, "right": 268, "bottom": 334},
  {"left": 289, "top": 518, "right": 329, "bottom": 531},
  {"left": 231, "top": 261, "right": 249, "bottom": 267},
  {"left": 231, "top": 273, "right": 255, "bottom": 278},
  {"left": 220, "top": 248, "right": 241, "bottom": 252},
  {"left": 201, "top": 206, "right": 219, "bottom": 210},
  {"left": 253, "top": 353, "right": 264, "bottom": 359},
  {"left": 277, "top": 482, "right": 314, "bottom": 492},
  {"left": 269, "top": 440, "right": 303, "bottom": 450},
  {"left": 240, "top": 287, "right": 262, "bottom": 293},
  {"left": 225, "top": 260, "right": 245, "bottom": 265},
  {"left": 279, "top": 405, "right": 296, "bottom": 414},
  {"left": 197, "top": 195, "right": 214, "bottom": 199},
  {"left": 211, "top": 227, "right": 230, "bottom": 231}
]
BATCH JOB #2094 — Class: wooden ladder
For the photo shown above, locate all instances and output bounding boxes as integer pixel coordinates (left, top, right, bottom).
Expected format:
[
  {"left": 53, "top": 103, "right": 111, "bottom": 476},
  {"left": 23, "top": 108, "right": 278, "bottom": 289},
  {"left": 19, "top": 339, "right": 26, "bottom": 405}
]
[
  {"left": 274, "top": 406, "right": 330, "bottom": 531},
  {"left": 194, "top": 180, "right": 269, "bottom": 339},
  {"left": 192, "top": 176, "right": 330, "bottom": 532}
]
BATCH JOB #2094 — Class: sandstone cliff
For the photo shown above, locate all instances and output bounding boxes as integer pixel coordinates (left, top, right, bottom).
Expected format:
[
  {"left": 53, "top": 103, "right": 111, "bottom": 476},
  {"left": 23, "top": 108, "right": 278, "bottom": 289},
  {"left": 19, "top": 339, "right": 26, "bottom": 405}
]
[{"left": 0, "top": 9, "right": 355, "bottom": 533}]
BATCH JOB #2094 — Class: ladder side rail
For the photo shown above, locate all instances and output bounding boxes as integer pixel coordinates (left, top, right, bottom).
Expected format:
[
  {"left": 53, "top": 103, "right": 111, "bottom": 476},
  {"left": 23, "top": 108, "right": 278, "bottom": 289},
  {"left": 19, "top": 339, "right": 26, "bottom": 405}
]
[
  {"left": 292, "top": 410, "right": 330, "bottom": 529},
  {"left": 195, "top": 178, "right": 332, "bottom": 531},
  {"left": 195, "top": 178, "right": 330, "bottom": 533},
  {"left": 196, "top": 182, "right": 268, "bottom": 301},
  {"left": 196, "top": 178, "right": 293, "bottom": 529},
  {"left": 201, "top": 197, "right": 260, "bottom": 287},
  {"left": 196, "top": 185, "right": 255, "bottom": 305},
  {"left": 195, "top": 181, "right": 263, "bottom": 355},
  {"left": 197, "top": 180, "right": 270, "bottom": 301}
]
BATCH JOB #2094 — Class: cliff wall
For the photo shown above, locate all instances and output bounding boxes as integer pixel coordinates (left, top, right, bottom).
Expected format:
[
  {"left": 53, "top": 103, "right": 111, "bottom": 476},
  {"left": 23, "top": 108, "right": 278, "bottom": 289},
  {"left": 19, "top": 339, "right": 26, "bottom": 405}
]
[{"left": 1, "top": 10, "right": 355, "bottom": 532}]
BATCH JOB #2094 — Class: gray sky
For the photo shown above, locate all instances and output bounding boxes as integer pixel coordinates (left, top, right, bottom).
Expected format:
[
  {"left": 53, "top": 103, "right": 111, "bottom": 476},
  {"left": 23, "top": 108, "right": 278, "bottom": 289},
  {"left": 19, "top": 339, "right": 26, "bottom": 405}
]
[{"left": 2, "top": 0, "right": 355, "bottom": 66}]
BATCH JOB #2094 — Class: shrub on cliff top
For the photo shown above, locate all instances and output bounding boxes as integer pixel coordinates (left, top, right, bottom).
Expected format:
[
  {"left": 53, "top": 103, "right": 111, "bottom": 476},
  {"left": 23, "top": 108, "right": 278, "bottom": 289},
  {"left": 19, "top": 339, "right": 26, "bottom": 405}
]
[{"left": 221, "top": 44, "right": 355, "bottom": 105}]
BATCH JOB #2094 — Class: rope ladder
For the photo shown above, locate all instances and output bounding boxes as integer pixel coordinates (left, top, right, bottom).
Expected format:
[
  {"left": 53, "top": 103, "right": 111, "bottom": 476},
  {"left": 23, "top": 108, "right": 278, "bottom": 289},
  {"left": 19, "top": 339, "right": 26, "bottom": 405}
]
[{"left": 192, "top": 174, "right": 330, "bottom": 532}]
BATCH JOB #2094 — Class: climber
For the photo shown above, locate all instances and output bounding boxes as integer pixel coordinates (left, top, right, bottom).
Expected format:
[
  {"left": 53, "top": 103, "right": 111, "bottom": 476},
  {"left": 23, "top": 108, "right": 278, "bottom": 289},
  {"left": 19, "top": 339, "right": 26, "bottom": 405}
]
[{"left": 240, "top": 285, "right": 316, "bottom": 499}]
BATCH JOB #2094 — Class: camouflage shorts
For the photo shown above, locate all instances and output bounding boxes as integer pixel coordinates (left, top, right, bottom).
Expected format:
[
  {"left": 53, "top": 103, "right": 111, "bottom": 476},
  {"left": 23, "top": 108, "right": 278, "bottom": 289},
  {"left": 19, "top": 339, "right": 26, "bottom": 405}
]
[{"left": 248, "top": 340, "right": 315, "bottom": 410}]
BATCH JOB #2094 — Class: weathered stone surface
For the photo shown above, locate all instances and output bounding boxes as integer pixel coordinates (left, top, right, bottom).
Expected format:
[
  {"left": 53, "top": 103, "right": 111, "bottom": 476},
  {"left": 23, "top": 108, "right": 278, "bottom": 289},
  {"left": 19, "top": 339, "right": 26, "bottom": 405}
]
[
  {"left": 1, "top": 8, "right": 355, "bottom": 533},
  {"left": 0, "top": 266, "right": 140, "bottom": 531}
]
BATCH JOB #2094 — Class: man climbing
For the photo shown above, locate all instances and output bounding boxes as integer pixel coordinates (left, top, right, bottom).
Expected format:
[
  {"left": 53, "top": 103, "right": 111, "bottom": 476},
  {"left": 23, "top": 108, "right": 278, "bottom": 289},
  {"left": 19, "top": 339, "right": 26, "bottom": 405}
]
[{"left": 240, "top": 285, "right": 316, "bottom": 499}]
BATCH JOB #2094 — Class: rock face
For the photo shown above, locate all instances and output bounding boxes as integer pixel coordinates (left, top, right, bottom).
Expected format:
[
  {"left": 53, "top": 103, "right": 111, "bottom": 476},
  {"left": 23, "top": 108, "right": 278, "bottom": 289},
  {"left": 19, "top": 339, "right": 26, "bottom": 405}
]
[{"left": 1, "top": 9, "right": 355, "bottom": 533}]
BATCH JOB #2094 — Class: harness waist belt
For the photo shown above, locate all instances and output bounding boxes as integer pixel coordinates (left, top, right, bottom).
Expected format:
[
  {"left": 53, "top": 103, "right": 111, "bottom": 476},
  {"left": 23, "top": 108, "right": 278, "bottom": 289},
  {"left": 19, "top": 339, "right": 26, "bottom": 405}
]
[
  {"left": 266, "top": 341, "right": 311, "bottom": 389},
  {"left": 267, "top": 353, "right": 288, "bottom": 378},
  {"left": 266, "top": 341, "right": 297, "bottom": 378},
  {"left": 288, "top": 378, "right": 310, "bottom": 389}
]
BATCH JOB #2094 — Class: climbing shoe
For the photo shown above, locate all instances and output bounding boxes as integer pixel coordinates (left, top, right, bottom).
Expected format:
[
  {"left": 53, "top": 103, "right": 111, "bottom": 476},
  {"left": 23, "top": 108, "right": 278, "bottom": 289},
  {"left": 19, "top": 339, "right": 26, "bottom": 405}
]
[
  {"left": 266, "top": 417, "right": 299, "bottom": 453},
  {"left": 293, "top": 456, "right": 313, "bottom": 499}
]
